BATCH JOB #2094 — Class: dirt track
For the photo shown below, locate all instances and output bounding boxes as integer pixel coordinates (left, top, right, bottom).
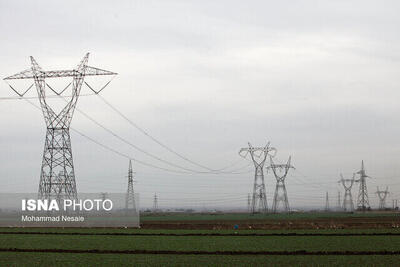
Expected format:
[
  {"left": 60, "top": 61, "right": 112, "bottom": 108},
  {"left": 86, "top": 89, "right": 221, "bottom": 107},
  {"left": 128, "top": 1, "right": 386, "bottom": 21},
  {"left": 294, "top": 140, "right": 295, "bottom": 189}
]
[
  {"left": 141, "top": 216, "right": 400, "bottom": 230},
  {"left": 1, "top": 232, "right": 400, "bottom": 236},
  {"left": 1, "top": 248, "right": 400, "bottom": 255}
]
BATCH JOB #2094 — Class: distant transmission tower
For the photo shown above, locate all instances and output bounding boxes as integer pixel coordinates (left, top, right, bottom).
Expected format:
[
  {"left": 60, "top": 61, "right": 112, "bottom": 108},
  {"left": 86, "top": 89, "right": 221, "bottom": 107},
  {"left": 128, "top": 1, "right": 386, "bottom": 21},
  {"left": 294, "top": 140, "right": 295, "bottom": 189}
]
[
  {"left": 247, "top": 193, "right": 251, "bottom": 212},
  {"left": 325, "top": 192, "right": 330, "bottom": 212},
  {"left": 153, "top": 193, "right": 159, "bottom": 211},
  {"left": 268, "top": 156, "right": 294, "bottom": 213},
  {"left": 376, "top": 186, "right": 389, "bottom": 210},
  {"left": 337, "top": 191, "right": 342, "bottom": 211},
  {"left": 355, "top": 160, "right": 370, "bottom": 211},
  {"left": 125, "top": 160, "right": 136, "bottom": 212},
  {"left": 100, "top": 192, "right": 108, "bottom": 201},
  {"left": 339, "top": 174, "right": 355, "bottom": 212},
  {"left": 239, "top": 142, "right": 276, "bottom": 213},
  {"left": 4, "top": 54, "right": 116, "bottom": 202}
]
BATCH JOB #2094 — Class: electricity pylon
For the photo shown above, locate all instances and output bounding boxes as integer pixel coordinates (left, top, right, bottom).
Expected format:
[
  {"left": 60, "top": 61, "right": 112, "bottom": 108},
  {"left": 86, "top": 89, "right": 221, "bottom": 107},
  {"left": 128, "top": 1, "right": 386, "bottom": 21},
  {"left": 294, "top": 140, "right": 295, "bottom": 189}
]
[
  {"left": 268, "top": 156, "right": 294, "bottom": 213},
  {"left": 4, "top": 54, "right": 116, "bottom": 201},
  {"left": 355, "top": 160, "right": 370, "bottom": 211},
  {"left": 125, "top": 160, "right": 136, "bottom": 212},
  {"left": 339, "top": 174, "right": 355, "bottom": 212},
  {"left": 325, "top": 192, "right": 330, "bottom": 212},
  {"left": 376, "top": 186, "right": 389, "bottom": 210},
  {"left": 337, "top": 191, "right": 342, "bottom": 211},
  {"left": 247, "top": 193, "right": 251, "bottom": 212},
  {"left": 153, "top": 193, "right": 159, "bottom": 211},
  {"left": 239, "top": 142, "right": 276, "bottom": 213},
  {"left": 100, "top": 192, "right": 108, "bottom": 201}
]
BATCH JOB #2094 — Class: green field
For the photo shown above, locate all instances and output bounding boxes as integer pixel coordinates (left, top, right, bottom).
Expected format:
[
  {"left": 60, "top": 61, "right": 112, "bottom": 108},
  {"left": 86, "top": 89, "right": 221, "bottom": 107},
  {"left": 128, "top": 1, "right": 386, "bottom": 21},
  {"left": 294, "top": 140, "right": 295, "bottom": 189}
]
[
  {"left": 1, "top": 253, "right": 400, "bottom": 267},
  {"left": 0, "top": 212, "right": 399, "bottom": 266},
  {"left": 0, "top": 228, "right": 399, "bottom": 266}
]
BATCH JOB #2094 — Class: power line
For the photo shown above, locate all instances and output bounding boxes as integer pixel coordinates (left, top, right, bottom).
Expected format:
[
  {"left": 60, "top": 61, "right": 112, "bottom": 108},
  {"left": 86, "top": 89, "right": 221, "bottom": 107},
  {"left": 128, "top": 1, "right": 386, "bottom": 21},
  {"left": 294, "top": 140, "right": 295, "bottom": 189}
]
[
  {"left": 98, "top": 95, "right": 251, "bottom": 174},
  {"left": 98, "top": 95, "right": 226, "bottom": 172},
  {"left": 65, "top": 95, "right": 248, "bottom": 175},
  {"left": 24, "top": 99, "right": 193, "bottom": 174},
  {"left": 25, "top": 98, "right": 251, "bottom": 176}
]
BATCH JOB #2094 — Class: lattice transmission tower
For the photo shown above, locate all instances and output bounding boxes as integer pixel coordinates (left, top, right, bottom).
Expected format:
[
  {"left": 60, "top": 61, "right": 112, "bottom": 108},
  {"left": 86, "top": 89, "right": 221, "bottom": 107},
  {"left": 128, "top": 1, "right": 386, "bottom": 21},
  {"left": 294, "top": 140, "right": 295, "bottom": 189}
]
[
  {"left": 247, "top": 193, "right": 251, "bottom": 212},
  {"left": 239, "top": 142, "right": 276, "bottom": 213},
  {"left": 100, "top": 192, "right": 108, "bottom": 201},
  {"left": 268, "top": 156, "right": 294, "bottom": 213},
  {"left": 125, "top": 160, "right": 136, "bottom": 212},
  {"left": 4, "top": 54, "right": 116, "bottom": 201},
  {"left": 339, "top": 174, "right": 355, "bottom": 212},
  {"left": 355, "top": 160, "right": 370, "bottom": 211},
  {"left": 376, "top": 186, "right": 389, "bottom": 210},
  {"left": 337, "top": 191, "right": 342, "bottom": 211},
  {"left": 325, "top": 192, "right": 330, "bottom": 212},
  {"left": 153, "top": 193, "right": 159, "bottom": 211}
]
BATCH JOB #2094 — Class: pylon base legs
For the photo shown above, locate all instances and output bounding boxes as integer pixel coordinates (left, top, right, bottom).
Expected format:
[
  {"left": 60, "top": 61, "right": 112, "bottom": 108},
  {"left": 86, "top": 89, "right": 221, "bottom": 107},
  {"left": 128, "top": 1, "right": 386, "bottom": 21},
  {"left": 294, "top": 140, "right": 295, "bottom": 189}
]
[{"left": 38, "top": 128, "right": 77, "bottom": 201}]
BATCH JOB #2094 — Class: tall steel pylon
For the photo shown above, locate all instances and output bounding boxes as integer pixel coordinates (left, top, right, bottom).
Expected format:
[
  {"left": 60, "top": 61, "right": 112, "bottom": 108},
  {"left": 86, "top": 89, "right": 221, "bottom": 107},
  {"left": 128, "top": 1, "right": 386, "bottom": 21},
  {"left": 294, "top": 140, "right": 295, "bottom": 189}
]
[
  {"left": 100, "top": 192, "right": 108, "bottom": 201},
  {"left": 339, "top": 174, "right": 355, "bottom": 212},
  {"left": 337, "top": 191, "right": 342, "bottom": 211},
  {"left": 268, "top": 156, "right": 293, "bottom": 213},
  {"left": 239, "top": 142, "right": 276, "bottom": 213},
  {"left": 247, "top": 193, "right": 251, "bottom": 212},
  {"left": 153, "top": 193, "right": 159, "bottom": 211},
  {"left": 125, "top": 160, "right": 136, "bottom": 212},
  {"left": 376, "top": 186, "right": 389, "bottom": 210},
  {"left": 355, "top": 160, "right": 370, "bottom": 211},
  {"left": 4, "top": 54, "right": 117, "bottom": 201},
  {"left": 325, "top": 192, "right": 330, "bottom": 212}
]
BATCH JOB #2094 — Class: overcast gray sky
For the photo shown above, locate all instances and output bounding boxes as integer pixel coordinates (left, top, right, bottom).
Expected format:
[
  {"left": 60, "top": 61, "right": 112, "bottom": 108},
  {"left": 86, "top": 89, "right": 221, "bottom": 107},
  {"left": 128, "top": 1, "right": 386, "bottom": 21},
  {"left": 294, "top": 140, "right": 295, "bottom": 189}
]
[{"left": 0, "top": 0, "right": 399, "bottom": 210}]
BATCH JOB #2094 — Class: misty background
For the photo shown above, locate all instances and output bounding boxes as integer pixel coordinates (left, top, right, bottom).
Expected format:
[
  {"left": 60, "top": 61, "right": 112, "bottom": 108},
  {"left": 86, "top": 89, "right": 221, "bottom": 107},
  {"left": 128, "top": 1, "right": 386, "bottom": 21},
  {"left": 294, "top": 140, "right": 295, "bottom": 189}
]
[{"left": 0, "top": 0, "right": 399, "bottom": 210}]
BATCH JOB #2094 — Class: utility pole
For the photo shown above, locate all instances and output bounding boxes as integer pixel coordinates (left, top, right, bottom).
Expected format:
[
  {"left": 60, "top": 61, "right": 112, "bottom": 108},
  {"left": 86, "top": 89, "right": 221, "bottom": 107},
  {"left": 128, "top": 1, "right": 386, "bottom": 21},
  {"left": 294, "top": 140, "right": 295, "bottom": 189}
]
[
  {"left": 355, "top": 161, "right": 370, "bottom": 211},
  {"left": 239, "top": 142, "right": 276, "bottom": 213},
  {"left": 325, "top": 192, "right": 330, "bottom": 212},
  {"left": 3, "top": 54, "right": 116, "bottom": 202},
  {"left": 337, "top": 191, "right": 342, "bottom": 211},
  {"left": 153, "top": 193, "right": 158, "bottom": 212},
  {"left": 125, "top": 160, "right": 136, "bottom": 212},
  {"left": 268, "top": 156, "right": 294, "bottom": 213},
  {"left": 339, "top": 174, "right": 355, "bottom": 212},
  {"left": 376, "top": 186, "right": 389, "bottom": 210}
]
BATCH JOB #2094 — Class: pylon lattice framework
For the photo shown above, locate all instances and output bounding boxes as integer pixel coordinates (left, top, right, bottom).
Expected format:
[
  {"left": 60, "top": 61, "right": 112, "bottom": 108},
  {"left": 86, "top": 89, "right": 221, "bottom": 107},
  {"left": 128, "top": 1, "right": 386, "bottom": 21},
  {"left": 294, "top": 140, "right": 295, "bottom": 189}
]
[
  {"left": 355, "top": 160, "right": 370, "bottom": 211},
  {"left": 247, "top": 193, "right": 251, "bottom": 212},
  {"left": 153, "top": 193, "right": 159, "bottom": 211},
  {"left": 376, "top": 186, "right": 389, "bottom": 210},
  {"left": 339, "top": 174, "right": 355, "bottom": 212},
  {"left": 268, "top": 156, "right": 294, "bottom": 213},
  {"left": 125, "top": 160, "right": 136, "bottom": 212},
  {"left": 337, "top": 191, "right": 342, "bottom": 211},
  {"left": 325, "top": 192, "right": 330, "bottom": 212},
  {"left": 4, "top": 54, "right": 117, "bottom": 201},
  {"left": 239, "top": 142, "right": 276, "bottom": 213}
]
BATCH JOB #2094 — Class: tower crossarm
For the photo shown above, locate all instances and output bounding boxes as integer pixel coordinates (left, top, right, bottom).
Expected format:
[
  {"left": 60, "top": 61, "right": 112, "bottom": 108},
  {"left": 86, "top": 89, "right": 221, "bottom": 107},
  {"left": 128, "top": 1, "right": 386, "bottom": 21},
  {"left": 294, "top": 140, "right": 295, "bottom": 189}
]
[
  {"left": 338, "top": 173, "right": 355, "bottom": 190},
  {"left": 268, "top": 156, "right": 294, "bottom": 180},
  {"left": 239, "top": 142, "right": 276, "bottom": 164},
  {"left": 4, "top": 67, "right": 117, "bottom": 80}
]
